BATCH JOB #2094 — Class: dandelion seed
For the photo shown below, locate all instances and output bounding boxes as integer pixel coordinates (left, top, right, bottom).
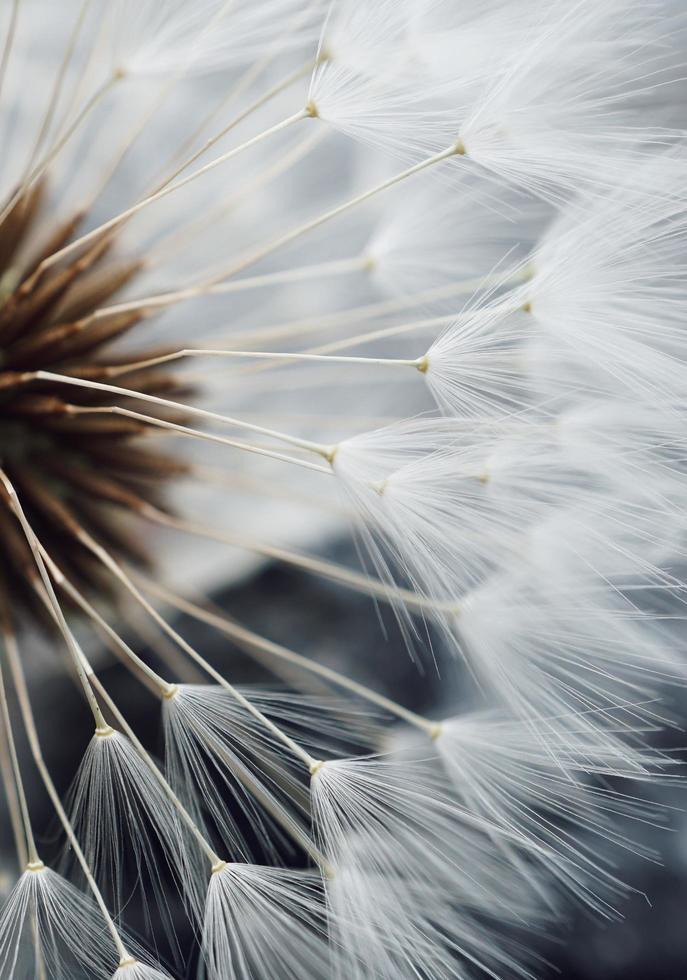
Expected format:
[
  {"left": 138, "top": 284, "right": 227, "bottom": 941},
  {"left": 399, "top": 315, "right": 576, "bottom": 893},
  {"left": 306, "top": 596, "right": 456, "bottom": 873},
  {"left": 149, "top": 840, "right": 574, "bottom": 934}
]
[
  {"left": 0, "top": 865, "right": 119, "bottom": 980},
  {"left": 162, "top": 684, "right": 313, "bottom": 862},
  {"left": 311, "top": 755, "right": 545, "bottom": 979},
  {"left": 202, "top": 863, "right": 330, "bottom": 980},
  {"left": 65, "top": 730, "right": 205, "bottom": 951},
  {"left": 433, "top": 711, "right": 675, "bottom": 915},
  {"left": 454, "top": 1, "right": 685, "bottom": 198}
]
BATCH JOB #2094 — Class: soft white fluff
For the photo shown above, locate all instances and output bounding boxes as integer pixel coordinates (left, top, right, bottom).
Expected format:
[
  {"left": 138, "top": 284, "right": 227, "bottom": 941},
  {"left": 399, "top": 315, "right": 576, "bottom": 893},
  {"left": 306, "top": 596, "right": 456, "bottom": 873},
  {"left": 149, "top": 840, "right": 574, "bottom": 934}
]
[
  {"left": 434, "top": 712, "right": 674, "bottom": 916},
  {"left": 202, "top": 864, "right": 329, "bottom": 980},
  {"left": 311, "top": 755, "right": 544, "bottom": 979},
  {"left": 66, "top": 733, "right": 205, "bottom": 947},
  {"left": 0, "top": 867, "right": 119, "bottom": 979}
]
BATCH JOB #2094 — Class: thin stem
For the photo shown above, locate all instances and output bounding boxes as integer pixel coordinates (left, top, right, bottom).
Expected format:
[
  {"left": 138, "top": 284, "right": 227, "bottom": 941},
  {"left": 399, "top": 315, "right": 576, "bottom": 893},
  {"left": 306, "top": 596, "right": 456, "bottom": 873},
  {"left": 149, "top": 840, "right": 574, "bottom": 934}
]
[
  {"left": 0, "top": 0, "right": 20, "bottom": 104},
  {"left": 158, "top": 60, "right": 313, "bottom": 191},
  {"left": 180, "top": 311, "right": 458, "bottom": 391},
  {"left": 74, "top": 528, "right": 320, "bottom": 772},
  {"left": 94, "top": 255, "right": 369, "bottom": 320},
  {"left": 23, "top": 0, "right": 92, "bottom": 176},
  {"left": 37, "top": 545, "right": 332, "bottom": 873},
  {"left": 0, "top": 73, "right": 121, "bottom": 228},
  {"left": 149, "top": 127, "right": 327, "bottom": 268},
  {"left": 139, "top": 576, "right": 441, "bottom": 739},
  {"left": 0, "top": 629, "right": 38, "bottom": 864},
  {"left": 0, "top": 470, "right": 110, "bottom": 731},
  {"left": 3, "top": 625, "right": 130, "bottom": 963},
  {"left": 222, "top": 278, "right": 498, "bottom": 350},
  {"left": 118, "top": 598, "right": 206, "bottom": 685},
  {"left": 75, "top": 57, "right": 315, "bottom": 267},
  {"left": 87, "top": 0, "right": 268, "bottom": 205},
  {"left": 88, "top": 675, "right": 222, "bottom": 868},
  {"left": 144, "top": 508, "right": 453, "bottom": 615},
  {"left": 42, "top": 553, "right": 174, "bottom": 697},
  {"left": 63, "top": 403, "right": 332, "bottom": 474},
  {"left": 103, "top": 347, "right": 426, "bottom": 379},
  {"left": 176, "top": 314, "right": 453, "bottom": 389},
  {"left": 314, "top": 313, "right": 456, "bottom": 354},
  {"left": 168, "top": 0, "right": 321, "bottom": 172},
  {"left": 0, "top": 693, "right": 27, "bottom": 867},
  {"left": 37, "top": 108, "right": 311, "bottom": 275},
  {"left": 31, "top": 371, "right": 336, "bottom": 462},
  {"left": 208, "top": 143, "right": 462, "bottom": 283}
]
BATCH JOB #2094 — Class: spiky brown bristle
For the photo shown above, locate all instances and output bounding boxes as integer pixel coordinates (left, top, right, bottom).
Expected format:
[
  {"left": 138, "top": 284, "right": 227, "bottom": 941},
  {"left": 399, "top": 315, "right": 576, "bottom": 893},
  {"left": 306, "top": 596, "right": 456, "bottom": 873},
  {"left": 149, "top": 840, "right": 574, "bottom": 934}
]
[{"left": 0, "top": 183, "right": 190, "bottom": 624}]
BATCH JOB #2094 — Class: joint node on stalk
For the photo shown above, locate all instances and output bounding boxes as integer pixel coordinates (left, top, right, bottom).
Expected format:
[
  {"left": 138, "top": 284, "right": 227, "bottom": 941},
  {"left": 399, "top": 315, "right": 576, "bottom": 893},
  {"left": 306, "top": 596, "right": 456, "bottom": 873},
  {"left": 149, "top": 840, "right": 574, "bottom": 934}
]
[
  {"left": 429, "top": 722, "right": 444, "bottom": 741},
  {"left": 162, "top": 683, "right": 180, "bottom": 701},
  {"left": 305, "top": 100, "right": 319, "bottom": 119},
  {"left": 362, "top": 253, "right": 377, "bottom": 273},
  {"left": 415, "top": 354, "right": 430, "bottom": 374},
  {"left": 324, "top": 444, "right": 338, "bottom": 465},
  {"left": 118, "top": 957, "right": 137, "bottom": 969},
  {"left": 26, "top": 860, "right": 45, "bottom": 873},
  {"left": 113, "top": 66, "right": 127, "bottom": 82},
  {"left": 452, "top": 138, "right": 467, "bottom": 156},
  {"left": 309, "top": 759, "right": 325, "bottom": 778},
  {"left": 211, "top": 860, "right": 228, "bottom": 875},
  {"left": 521, "top": 300, "right": 532, "bottom": 314},
  {"left": 95, "top": 725, "right": 116, "bottom": 738},
  {"left": 373, "top": 479, "right": 388, "bottom": 497}
]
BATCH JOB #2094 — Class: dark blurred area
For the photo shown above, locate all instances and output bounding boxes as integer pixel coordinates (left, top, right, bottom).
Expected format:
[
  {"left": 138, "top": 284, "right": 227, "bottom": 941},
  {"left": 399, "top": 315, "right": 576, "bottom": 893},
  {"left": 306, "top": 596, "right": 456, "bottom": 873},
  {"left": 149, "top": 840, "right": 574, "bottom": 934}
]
[{"left": 3, "top": 542, "right": 687, "bottom": 979}]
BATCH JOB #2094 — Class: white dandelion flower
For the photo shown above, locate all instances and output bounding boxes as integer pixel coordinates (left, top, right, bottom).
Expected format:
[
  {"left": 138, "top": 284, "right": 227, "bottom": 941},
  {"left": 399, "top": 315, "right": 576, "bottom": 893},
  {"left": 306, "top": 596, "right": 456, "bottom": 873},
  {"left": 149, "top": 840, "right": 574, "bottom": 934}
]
[{"left": 2, "top": 0, "right": 687, "bottom": 975}]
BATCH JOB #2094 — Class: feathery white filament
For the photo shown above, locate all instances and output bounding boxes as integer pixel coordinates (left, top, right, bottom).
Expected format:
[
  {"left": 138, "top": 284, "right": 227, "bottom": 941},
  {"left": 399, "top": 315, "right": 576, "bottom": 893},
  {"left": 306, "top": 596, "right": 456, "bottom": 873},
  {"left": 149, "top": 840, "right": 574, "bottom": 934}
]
[{"left": 203, "top": 864, "right": 330, "bottom": 980}]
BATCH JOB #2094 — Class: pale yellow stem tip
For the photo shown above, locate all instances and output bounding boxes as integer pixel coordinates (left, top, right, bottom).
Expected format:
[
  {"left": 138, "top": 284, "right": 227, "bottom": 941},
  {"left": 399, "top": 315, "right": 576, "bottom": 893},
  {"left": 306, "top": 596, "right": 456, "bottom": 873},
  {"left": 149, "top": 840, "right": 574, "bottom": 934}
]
[{"left": 429, "top": 722, "right": 444, "bottom": 741}]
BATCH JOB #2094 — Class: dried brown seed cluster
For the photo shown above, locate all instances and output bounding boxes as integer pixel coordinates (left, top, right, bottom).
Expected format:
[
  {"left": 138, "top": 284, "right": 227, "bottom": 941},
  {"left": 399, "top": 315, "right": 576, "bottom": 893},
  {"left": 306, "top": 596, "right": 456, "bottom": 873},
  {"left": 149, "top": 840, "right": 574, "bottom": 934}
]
[{"left": 0, "top": 182, "right": 189, "bottom": 623}]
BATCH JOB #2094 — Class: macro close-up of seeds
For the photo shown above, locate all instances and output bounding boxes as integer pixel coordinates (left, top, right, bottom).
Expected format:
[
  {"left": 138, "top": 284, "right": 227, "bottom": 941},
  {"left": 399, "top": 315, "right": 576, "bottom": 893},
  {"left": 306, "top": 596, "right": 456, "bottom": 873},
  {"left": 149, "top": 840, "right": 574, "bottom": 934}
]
[{"left": 1, "top": 1, "right": 687, "bottom": 978}]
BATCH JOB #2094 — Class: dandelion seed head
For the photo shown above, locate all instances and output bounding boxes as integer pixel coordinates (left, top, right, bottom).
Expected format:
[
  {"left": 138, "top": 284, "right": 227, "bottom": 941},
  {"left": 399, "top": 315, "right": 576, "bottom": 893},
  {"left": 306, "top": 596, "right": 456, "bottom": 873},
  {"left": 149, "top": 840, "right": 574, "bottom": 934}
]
[{"left": 1, "top": 0, "right": 686, "bottom": 975}]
